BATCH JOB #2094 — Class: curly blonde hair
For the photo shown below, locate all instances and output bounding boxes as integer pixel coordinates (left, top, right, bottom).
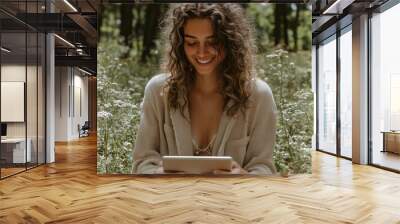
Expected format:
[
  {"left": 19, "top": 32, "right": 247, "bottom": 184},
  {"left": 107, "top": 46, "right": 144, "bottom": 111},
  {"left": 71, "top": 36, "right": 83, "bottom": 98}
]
[{"left": 161, "top": 3, "right": 256, "bottom": 117}]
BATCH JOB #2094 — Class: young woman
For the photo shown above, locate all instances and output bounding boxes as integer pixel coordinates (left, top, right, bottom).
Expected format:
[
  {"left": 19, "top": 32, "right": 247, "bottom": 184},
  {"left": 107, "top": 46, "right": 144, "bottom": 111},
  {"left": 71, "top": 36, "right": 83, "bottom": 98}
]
[{"left": 132, "top": 3, "right": 277, "bottom": 175}]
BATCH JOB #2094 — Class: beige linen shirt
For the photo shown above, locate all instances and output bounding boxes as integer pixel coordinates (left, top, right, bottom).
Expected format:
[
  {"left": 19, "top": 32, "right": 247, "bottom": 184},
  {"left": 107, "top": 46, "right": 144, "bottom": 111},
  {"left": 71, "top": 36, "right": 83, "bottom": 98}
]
[{"left": 132, "top": 74, "right": 277, "bottom": 174}]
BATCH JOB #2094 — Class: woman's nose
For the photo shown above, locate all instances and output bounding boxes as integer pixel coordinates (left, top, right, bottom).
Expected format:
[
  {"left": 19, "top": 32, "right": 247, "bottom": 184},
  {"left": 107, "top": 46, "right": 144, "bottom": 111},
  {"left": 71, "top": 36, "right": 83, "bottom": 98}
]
[{"left": 196, "top": 44, "right": 208, "bottom": 57}]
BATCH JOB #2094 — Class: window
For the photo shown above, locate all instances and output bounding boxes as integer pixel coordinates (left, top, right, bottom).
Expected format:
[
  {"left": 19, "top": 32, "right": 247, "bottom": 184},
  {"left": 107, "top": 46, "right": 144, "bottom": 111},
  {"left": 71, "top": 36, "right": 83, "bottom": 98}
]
[
  {"left": 317, "top": 35, "right": 337, "bottom": 154},
  {"left": 371, "top": 2, "right": 400, "bottom": 171},
  {"left": 339, "top": 27, "right": 352, "bottom": 158}
]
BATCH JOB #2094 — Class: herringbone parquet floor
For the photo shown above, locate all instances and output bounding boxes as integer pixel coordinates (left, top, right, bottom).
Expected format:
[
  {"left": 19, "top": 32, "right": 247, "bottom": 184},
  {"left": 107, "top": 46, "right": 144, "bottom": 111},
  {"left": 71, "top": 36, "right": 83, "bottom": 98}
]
[{"left": 1, "top": 135, "right": 400, "bottom": 223}]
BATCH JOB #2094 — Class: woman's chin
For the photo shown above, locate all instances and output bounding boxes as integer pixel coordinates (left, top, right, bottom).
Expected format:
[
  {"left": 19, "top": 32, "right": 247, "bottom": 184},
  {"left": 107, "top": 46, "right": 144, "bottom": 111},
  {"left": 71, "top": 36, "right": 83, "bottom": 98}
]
[
  {"left": 194, "top": 67, "right": 217, "bottom": 77},
  {"left": 196, "top": 72, "right": 214, "bottom": 77}
]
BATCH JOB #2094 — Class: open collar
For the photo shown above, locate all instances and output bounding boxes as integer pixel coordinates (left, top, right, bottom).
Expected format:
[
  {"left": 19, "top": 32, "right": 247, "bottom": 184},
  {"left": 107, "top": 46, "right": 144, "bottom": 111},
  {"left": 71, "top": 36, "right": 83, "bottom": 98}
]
[{"left": 169, "top": 97, "right": 237, "bottom": 156}]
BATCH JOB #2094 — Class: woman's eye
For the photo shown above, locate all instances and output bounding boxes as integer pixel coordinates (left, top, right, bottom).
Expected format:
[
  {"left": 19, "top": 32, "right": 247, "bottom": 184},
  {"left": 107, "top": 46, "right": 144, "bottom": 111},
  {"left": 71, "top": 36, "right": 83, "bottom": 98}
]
[
  {"left": 207, "top": 41, "right": 218, "bottom": 48},
  {"left": 186, "top": 42, "right": 196, "bottom": 46}
]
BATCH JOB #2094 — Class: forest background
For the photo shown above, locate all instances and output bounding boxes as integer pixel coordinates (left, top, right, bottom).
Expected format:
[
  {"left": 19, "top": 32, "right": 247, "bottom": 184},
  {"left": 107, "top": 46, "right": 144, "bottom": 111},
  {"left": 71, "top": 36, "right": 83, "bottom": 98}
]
[{"left": 97, "top": 3, "right": 313, "bottom": 175}]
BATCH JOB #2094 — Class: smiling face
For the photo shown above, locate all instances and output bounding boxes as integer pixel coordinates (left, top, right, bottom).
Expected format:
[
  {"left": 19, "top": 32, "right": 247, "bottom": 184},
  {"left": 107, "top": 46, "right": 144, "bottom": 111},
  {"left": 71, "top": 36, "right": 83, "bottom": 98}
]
[{"left": 183, "top": 18, "right": 225, "bottom": 78}]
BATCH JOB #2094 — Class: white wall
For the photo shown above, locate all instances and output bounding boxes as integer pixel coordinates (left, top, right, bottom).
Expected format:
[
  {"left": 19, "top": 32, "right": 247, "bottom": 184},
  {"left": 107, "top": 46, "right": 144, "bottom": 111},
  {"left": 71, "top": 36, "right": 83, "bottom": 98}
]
[
  {"left": 55, "top": 67, "right": 89, "bottom": 141},
  {"left": 1, "top": 65, "right": 38, "bottom": 137},
  {"left": 1, "top": 65, "right": 26, "bottom": 139},
  {"left": 1, "top": 65, "right": 26, "bottom": 81},
  {"left": 55, "top": 66, "right": 69, "bottom": 141},
  {"left": 1, "top": 82, "right": 25, "bottom": 122}
]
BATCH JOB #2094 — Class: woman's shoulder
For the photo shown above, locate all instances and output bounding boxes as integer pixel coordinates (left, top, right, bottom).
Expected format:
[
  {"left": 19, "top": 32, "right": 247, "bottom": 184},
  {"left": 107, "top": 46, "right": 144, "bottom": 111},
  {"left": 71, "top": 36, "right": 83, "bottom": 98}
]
[
  {"left": 249, "top": 78, "right": 274, "bottom": 101},
  {"left": 145, "top": 73, "right": 169, "bottom": 92},
  {"left": 247, "top": 78, "right": 277, "bottom": 117}
]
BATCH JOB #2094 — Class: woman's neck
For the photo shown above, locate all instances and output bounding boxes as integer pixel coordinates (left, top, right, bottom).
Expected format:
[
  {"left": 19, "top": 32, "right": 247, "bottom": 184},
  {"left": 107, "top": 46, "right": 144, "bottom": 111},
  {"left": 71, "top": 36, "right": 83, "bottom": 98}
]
[{"left": 193, "top": 73, "right": 221, "bottom": 95}]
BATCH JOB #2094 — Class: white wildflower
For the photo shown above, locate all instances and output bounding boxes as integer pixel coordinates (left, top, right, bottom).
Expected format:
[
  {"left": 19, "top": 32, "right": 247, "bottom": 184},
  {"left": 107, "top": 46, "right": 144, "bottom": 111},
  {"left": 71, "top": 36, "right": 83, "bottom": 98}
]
[{"left": 97, "top": 111, "right": 112, "bottom": 118}]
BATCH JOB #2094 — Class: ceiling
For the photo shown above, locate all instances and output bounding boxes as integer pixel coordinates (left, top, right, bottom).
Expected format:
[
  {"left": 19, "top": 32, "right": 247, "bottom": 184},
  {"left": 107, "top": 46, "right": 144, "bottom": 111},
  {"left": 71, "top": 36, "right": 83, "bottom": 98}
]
[{"left": 0, "top": 0, "right": 99, "bottom": 75}]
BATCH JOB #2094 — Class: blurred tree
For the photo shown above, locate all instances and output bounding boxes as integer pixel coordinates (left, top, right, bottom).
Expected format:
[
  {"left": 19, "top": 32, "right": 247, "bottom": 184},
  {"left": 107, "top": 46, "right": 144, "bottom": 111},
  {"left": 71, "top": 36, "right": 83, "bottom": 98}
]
[
  {"left": 120, "top": 4, "right": 133, "bottom": 57},
  {"left": 292, "top": 5, "right": 300, "bottom": 51},
  {"left": 103, "top": 3, "right": 310, "bottom": 58},
  {"left": 274, "top": 5, "right": 290, "bottom": 48},
  {"left": 134, "top": 5, "right": 143, "bottom": 54},
  {"left": 274, "top": 5, "right": 282, "bottom": 47},
  {"left": 247, "top": 4, "right": 310, "bottom": 52},
  {"left": 98, "top": 3, "right": 104, "bottom": 40},
  {"left": 141, "top": 4, "right": 161, "bottom": 62}
]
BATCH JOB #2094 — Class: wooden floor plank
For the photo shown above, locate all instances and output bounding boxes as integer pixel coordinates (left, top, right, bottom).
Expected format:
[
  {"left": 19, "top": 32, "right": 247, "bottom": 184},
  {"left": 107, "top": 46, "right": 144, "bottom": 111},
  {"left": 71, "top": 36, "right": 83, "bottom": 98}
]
[{"left": 0, "top": 135, "right": 400, "bottom": 223}]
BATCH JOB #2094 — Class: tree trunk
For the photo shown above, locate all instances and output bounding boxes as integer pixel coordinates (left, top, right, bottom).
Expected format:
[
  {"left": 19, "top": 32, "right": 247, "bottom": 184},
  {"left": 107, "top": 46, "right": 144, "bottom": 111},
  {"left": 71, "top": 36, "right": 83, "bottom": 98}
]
[
  {"left": 141, "top": 5, "right": 161, "bottom": 63},
  {"left": 120, "top": 4, "right": 133, "bottom": 47},
  {"left": 282, "top": 5, "right": 289, "bottom": 49},
  {"left": 98, "top": 3, "right": 104, "bottom": 42},
  {"left": 274, "top": 5, "right": 281, "bottom": 46},
  {"left": 293, "top": 6, "right": 300, "bottom": 51},
  {"left": 135, "top": 5, "right": 143, "bottom": 54}
]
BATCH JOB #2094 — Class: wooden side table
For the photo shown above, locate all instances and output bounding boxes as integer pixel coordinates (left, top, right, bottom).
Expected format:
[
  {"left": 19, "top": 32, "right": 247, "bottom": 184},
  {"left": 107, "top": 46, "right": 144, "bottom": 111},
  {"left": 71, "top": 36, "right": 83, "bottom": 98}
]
[
  {"left": 381, "top": 131, "right": 400, "bottom": 154},
  {"left": 0, "top": 138, "right": 32, "bottom": 164}
]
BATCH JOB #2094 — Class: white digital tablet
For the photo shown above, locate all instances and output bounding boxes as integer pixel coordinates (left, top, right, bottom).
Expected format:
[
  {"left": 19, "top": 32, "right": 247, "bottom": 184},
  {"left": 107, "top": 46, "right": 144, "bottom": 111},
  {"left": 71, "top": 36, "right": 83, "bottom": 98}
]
[{"left": 162, "top": 156, "right": 232, "bottom": 174}]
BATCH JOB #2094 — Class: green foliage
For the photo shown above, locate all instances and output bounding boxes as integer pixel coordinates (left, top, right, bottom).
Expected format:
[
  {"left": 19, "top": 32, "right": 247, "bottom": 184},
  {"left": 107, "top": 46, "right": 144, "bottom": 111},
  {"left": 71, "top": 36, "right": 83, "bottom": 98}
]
[
  {"left": 247, "top": 4, "right": 312, "bottom": 51},
  {"left": 258, "top": 50, "right": 312, "bottom": 174},
  {"left": 97, "top": 4, "right": 312, "bottom": 175},
  {"left": 97, "top": 40, "right": 158, "bottom": 174},
  {"left": 246, "top": 4, "right": 275, "bottom": 51}
]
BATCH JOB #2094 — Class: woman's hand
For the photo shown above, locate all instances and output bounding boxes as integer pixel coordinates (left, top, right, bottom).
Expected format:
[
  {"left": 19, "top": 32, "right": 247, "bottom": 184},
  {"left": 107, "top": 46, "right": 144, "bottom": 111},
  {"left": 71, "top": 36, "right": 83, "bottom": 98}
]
[
  {"left": 153, "top": 161, "right": 248, "bottom": 175},
  {"left": 213, "top": 161, "right": 248, "bottom": 174},
  {"left": 153, "top": 166, "right": 185, "bottom": 174},
  {"left": 153, "top": 166, "right": 165, "bottom": 174}
]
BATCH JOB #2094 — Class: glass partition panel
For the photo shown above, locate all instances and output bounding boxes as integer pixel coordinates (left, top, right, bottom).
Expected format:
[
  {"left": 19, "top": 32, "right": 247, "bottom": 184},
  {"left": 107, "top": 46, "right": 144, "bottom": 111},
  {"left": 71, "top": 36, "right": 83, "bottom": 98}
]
[
  {"left": 38, "top": 32, "right": 45, "bottom": 165},
  {"left": 0, "top": 0, "right": 46, "bottom": 179},
  {"left": 1, "top": 30, "right": 27, "bottom": 177},
  {"left": 339, "top": 28, "right": 352, "bottom": 158},
  {"left": 27, "top": 30, "right": 38, "bottom": 169},
  {"left": 317, "top": 35, "right": 337, "bottom": 154}
]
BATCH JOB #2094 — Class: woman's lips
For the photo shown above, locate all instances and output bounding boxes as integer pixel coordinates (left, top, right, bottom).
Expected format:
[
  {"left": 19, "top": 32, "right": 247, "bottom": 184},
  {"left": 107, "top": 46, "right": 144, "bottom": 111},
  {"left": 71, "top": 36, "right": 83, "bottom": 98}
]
[{"left": 196, "top": 57, "right": 214, "bottom": 65}]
